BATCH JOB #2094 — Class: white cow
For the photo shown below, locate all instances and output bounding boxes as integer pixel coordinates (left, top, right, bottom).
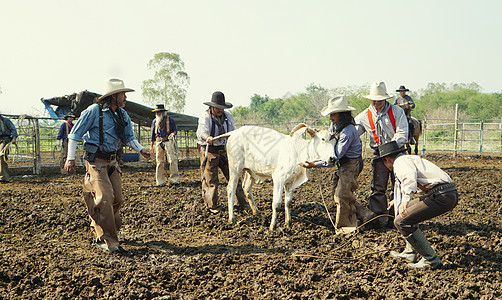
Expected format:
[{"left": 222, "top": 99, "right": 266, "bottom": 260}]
[{"left": 215, "top": 124, "right": 336, "bottom": 230}]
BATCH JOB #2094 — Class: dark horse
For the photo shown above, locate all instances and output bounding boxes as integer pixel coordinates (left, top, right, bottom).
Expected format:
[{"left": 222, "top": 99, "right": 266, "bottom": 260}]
[{"left": 406, "top": 117, "right": 422, "bottom": 155}]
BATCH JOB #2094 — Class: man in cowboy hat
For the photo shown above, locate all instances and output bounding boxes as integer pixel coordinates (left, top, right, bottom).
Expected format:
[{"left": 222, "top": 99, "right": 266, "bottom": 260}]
[
  {"left": 64, "top": 78, "right": 151, "bottom": 252},
  {"left": 379, "top": 141, "right": 458, "bottom": 269},
  {"left": 57, "top": 114, "right": 75, "bottom": 174},
  {"left": 354, "top": 82, "right": 409, "bottom": 228},
  {"left": 0, "top": 114, "right": 18, "bottom": 183},
  {"left": 196, "top": 91, "right": 249, "bottom": 214},
  {"left": 302, "top": 95, "right": 374, "bottom": 234},
  {"left": 150, "top": 104, "right": 179, "bottom": 186},
  {"left": 394, "top": 85, "right": 417, "bottom": 144}
]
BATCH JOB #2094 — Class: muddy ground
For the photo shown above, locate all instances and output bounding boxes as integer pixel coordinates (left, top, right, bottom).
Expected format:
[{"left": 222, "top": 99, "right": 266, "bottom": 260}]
[{"left": 0, "top": 154, "right": 501, "bottom": 299}]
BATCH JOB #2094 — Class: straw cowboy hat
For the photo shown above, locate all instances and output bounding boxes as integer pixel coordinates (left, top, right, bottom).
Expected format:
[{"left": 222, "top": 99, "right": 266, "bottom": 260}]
[
  {"left": 364, "top": 82, "right": 393, "bottom": 101},
  {"left": 321, "top": 95, "right": 356, "bottom": 116},
  {"left": 378, "top": 141, "right": 407, "bottom": 158},
  {"left": 97, "top": 79, "right": 135, "bottom": 100},
  {"left": 152, "top": 104, "right": 168, "bottom": 112},
  {"left": 203, "top": 91, "right": 233, "bottom": 109},
  {"left": 396, "top": 85, "right": 410, "bottom": 92}
]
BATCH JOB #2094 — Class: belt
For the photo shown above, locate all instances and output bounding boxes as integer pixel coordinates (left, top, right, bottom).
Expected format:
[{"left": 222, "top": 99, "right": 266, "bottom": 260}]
[
  {"left": 338, "top": 156, "right": 361, "bottom": 165},
  {"left": 420, "top": 182, "right": 456, "bottom": 201},
  {"left": 95, "top": 151, "right": 118, "bottom": 161}
]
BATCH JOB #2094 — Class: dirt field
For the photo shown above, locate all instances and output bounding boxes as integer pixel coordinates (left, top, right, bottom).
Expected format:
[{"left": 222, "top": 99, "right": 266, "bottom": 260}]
[{"left": 1, "top": 154, "right": 501, "bottom": 299}]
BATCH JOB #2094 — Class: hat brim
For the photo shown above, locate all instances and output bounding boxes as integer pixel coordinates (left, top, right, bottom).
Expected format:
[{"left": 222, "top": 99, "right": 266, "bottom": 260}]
[
  {"left": 321, "top": 106, "right": 356, "bottom": 116},
  {"left": 396, "top": 89, "right": 409, "bottom": 92},
  {"left": 97, "top": 88, "right": 135, "bottom": 100},
  {"left": 152, "top": 108, "right": 167, "bottom": 112},
  {"left": 204, "top": 101, "right": 233, "bottom": 109},
  {"left": 377, "top": 147, "right": 407, "bottom": 159},
  {"left": 363, "top": 94, "right": 393, "bottom": 101}
]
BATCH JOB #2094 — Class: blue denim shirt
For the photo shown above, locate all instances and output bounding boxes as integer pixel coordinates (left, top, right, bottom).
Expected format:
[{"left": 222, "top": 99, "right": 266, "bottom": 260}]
[
  {"left": 316, "top": 123, "right": 361, "bottom": 167},
  {"left": 68, "top": 104, "right": 136, "bottom": 152},
  {"left": 150, "top": 116, "right": 177, "bottom": 141}
]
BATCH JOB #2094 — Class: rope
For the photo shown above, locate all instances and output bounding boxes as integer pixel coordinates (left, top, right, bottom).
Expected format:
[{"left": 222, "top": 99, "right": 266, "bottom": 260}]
[{"left": 291, "top": 179, "right": 397, "bottom": 261}]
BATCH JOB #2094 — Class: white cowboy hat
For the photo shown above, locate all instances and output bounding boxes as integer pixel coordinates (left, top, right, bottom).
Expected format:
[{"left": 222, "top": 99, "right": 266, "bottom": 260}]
[
  {"left": 364, "top": 82, "right": 393, "bottom": 101},
  {"left": 97, "top": 78, "right": 135, "bottom": 100},
  {"left": 321, "top": 95, "right": 356, "bottom": 116}
]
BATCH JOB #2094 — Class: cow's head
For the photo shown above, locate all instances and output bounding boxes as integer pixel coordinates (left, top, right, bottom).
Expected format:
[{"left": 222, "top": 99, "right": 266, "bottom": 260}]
[{"left": 310, "top": 129, "right": 337, "bottom": 164}]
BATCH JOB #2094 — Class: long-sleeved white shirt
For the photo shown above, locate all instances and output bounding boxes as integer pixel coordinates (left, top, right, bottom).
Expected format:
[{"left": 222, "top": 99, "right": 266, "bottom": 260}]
[
  {"left": 392, "top": 154, "right": 452, "bottom": 213},
  {"left": 196, "top": 110, "right": 237, "bottom": 147},
  {"left": 354, "top": 101, "right": 409, "bottom": 148}
]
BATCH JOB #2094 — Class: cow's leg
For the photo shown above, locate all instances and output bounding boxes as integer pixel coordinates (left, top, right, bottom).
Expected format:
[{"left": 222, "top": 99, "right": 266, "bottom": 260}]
[
  {"left": 242, "top": 172, "right": 259, "bottom": 215},
  {"left": 270, "top": 180, "right": 285, "bottom": 231},
  {"left": 284, "top": 187, "right": 295, "bottom": 229},
  {"left": 226, "top": 168, "right": 240, "bottom": 224}
]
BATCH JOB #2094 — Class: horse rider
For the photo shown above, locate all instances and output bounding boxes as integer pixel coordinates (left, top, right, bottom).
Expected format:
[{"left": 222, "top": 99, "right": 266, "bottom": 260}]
[{"left": 393, "top": 85, "right": 416, "bottom": 144}]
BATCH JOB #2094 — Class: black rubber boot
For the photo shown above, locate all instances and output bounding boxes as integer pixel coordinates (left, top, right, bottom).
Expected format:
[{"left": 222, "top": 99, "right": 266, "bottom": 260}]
[
  {"left": 391, "top": 240, "right": 418, "bottom": 263},
  {"left": 405, "top": 228, "right": 442, "bottom": 269}
]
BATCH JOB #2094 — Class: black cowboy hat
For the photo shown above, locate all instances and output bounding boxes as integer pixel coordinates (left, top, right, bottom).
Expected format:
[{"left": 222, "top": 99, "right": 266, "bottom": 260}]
[
  {"left": 203, "top": 91, "right": 233, "bottom": 109},
  {"left": 378, "top": 141, "right": 407, "bottom": 158},
  {"left": 152, "top": 104, "right": 167, "bottom": 112},
  {"left": 396, "top": 85, "right": 409, "bottom": 92}
]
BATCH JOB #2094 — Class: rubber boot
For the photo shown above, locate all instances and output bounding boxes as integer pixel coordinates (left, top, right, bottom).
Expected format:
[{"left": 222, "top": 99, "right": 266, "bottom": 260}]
[
  {"left": 405, "top": 229, "right": 442, "bottom": 269},
  {"left": 390, "top": 240, "right": 418, "bottom": 263}
]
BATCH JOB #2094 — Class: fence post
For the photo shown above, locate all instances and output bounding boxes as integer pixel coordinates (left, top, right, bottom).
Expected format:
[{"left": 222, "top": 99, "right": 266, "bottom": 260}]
[
  {"left": 479, "top": 121, "right": 483, "bottom": 156},
  {"left": 453, "top": 104, "right": 459, "bottom": 157},
  {"left": 137, "top": 122, "right": 141, "bottom": 167},
  {"left": 33, "top": 119, "right": 41, "bottom": 175},
  {"left": 421, "top": 118, "right": 426, "bottom": 156}
]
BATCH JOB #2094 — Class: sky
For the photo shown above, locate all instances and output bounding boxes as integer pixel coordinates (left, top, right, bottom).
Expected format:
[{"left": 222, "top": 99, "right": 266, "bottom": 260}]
[{"left": 1, "top": 0, "right": 501, "bottom": 118}]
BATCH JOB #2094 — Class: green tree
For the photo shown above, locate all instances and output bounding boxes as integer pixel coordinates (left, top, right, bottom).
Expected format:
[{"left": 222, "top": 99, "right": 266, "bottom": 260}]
[
  {"left": 142, "top": 52, "right": 190, "bottom": 112},
  {"left": 249, "top": 94, "right": 270, "bottom": 112}
]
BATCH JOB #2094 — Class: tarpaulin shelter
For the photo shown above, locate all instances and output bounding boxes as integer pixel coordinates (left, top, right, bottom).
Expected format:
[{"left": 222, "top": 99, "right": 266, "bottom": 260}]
[{"left": 41, "top": 90, "right": 198, "bottom": 130}]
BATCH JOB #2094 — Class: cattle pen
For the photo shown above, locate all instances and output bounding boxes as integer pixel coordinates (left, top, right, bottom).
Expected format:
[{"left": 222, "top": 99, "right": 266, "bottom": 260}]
[{"left": 2, "top": 115, "right": 502, "bottom": 175}]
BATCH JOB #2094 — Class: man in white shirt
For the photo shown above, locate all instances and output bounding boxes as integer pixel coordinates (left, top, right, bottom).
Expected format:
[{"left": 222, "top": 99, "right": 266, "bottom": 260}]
[
  {"left": 379, "top": 141, "right": 458, "bottom": 269},
  {"left": 354, "top": 82, "right": 409, "bottom": 228},
  {"left": 196, "top": 91, "right": 248, "bottom": 214}
]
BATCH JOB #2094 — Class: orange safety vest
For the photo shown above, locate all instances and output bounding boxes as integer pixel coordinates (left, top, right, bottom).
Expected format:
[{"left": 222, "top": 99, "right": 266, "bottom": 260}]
[{"left": 367, "top": 107, "right": 396, "bottom": 144}]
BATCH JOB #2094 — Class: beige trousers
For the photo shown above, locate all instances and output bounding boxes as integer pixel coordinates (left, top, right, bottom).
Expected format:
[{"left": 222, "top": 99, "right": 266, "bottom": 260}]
[
  {"left": 83, "top": 158, "right": 123, "bottom": 250},
  {"left": 0, "top": 139, "right": 11, "bottom": 181},
  {"left": 333, "top": 158, "right": 361, "bottom": 231},
  {"left": 155, "top": 140, "right": 179, "bottom": 185},
  {"left": 59, "top": 139, "right": 68, "bottom": 174}
]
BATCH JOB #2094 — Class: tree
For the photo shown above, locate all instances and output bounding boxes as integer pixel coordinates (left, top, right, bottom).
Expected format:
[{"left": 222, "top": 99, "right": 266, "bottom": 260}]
[{"left": 142, "top": 52, "right": 190, "bottom": 112}]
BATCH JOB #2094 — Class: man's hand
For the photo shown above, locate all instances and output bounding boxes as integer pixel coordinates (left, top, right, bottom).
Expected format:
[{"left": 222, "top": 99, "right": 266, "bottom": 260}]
[
  {"left": 306, "top": 128, "right": 316, "bottom": 138},
  {"left": 150, "top": 147, "right": 155, "bottom": 155},
  {"left": 387, "top": 200, "right": 394, "bottom": 210},
  {"left": 168, "top": 132, "right": 176, "bottom": 139},
  {"left": 64, "top": 160, "right": 76, "bottom": 175},
  {"left": 140, "top": 148, "right": 151, "bottom": 160},
  {"left": 299, "top": 161, "right": 316, "bottom": 169},
  {"left": 206, "top": 136, "right": 214, "bottom": 144},
  {"left": 398, "top": 201, "right": 409, "bottom": 218}
]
